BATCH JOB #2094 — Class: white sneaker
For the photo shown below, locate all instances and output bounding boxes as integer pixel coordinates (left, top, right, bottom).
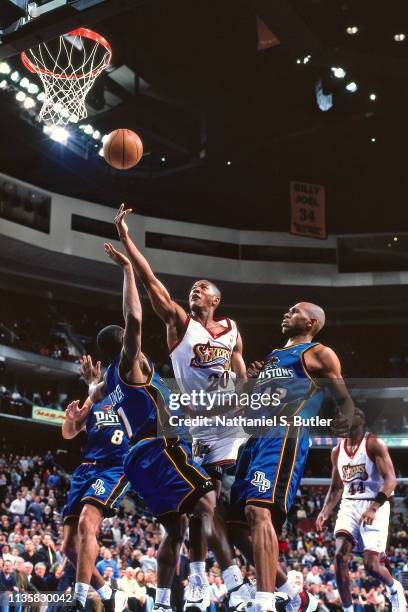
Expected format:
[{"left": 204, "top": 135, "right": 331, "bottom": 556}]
[
  {"left": 387, "top": 580, "right": 408, "bottom": 612},
  {"left": 184, "top": 581, "right": 211, "bottom": 612},
  {"left": 229, "top": 583, "right": 256, "bottom": 611}
]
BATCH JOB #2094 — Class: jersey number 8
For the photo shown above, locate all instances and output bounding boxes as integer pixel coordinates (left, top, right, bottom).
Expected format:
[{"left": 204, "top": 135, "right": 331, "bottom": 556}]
[{"left": 111, "top": 430, "right": 124, "bottom": 445}]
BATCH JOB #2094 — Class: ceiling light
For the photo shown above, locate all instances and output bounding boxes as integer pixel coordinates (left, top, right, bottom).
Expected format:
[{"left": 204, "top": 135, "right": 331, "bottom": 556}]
[
  {"left": 92, "top": 130, "right": 101, "bottom": 140},
  {"left": 394, "top": 33, "right": 406, "bottom": 42},
  {"left": 0, "top": 62, "right": 11, "bottom": 74},
  {"left": 227, "top": 160, "right": 232, "bottom": 166},
  {"left": 394, "top": 236, "right": 398, "bottom": 242},
  {"left": 371, "top": 137, "right": 376, "bottom": 143},
  {"left": 302, "top": 55, "right": 311, "bottom": 64},
  {"left": 346, "top": 26, "right": 359, "bottom": 35},
  {"left": 27, "top": 83, "right": 39, "bottom": 94},
  {"left": 20, "top": 77, "right": 29, "bottom": 89},
  {"left": 331, "top": 67, "right": 346, "bottom": 79},
  {"left": 10, "top": 71, "right": 20, "bottom": 82},
  {"left": 369, "top": 93, "right": 376, "bottom": 101},
  {"left": 161, "top": 156, "right": 166, "bottom": 162},
  {"left": 23, "top": 97, "right": 35, "bottom": 109},
  {"left": 16, "top": 91, "right": 26, "bottom": 102},
  {"left": 50, "top": 127, "right": 69, "bottom": 144},
  {"left": 37, "top": 92, "right": 46, "bottom": 102},
  {"left": 0, "top": 80, "right": 7, "bottom": 89},
  {"left": 345, "top": 81, "right": 358, "bottom": 92}
]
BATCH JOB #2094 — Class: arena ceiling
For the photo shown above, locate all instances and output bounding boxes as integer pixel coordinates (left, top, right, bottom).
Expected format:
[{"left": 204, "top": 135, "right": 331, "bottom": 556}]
[{"left": 0, "top": 0, "right": 408, "bottom": 233}]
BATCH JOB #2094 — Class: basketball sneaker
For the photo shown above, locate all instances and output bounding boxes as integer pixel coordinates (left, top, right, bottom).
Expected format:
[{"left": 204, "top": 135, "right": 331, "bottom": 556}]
[
  {"left": 229, "top": 582, "right": 256, "bottom": 611},
  {"left": 386, "top": 580, "right": 408, "bottom": 612},
  {"left": 184, "top": 578, "right": 211, "bottom": 612},
  {"left": 153, "top": 605, "right": 173, "bottom": 612}
]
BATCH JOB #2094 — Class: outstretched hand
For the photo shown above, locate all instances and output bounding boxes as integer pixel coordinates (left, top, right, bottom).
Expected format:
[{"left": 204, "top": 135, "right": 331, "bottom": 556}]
[
  {"left": 80, "top": 355, "right": 101, "bottom": 386},
  {"left": 114, "top": 203, "right": 132, "bottom": 240},
  {"left": 104, "top": 242, "right": 131, "bottom": 268},
  {"left": 65, "top": 400, "right": 84, "bottom": 422}
]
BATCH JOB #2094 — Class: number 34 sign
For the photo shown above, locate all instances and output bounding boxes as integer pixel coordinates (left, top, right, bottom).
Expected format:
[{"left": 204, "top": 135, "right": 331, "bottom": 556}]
[{"left": 290, "top": 181, "right": 326, "bottom": 240}]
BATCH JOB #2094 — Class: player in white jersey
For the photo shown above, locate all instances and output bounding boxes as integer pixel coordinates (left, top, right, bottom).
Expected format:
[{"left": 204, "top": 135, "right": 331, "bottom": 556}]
[
  {"left": 113, "top": 205, "right": 249, "bottom": 611},
  {"left": 171, "top": 308, "right": 248, "bottom": 472},
  {"left": 316, "top": 408, "right": 407, "bottom": 612}
]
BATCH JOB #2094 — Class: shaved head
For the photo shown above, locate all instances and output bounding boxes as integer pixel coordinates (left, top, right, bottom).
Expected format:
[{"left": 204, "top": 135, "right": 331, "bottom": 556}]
[
  {"left": 282, "top": 302, "right": 326, "bottom": 338},
  {"left": 299, "top": 302, "right": 326, "bottom": 334}
]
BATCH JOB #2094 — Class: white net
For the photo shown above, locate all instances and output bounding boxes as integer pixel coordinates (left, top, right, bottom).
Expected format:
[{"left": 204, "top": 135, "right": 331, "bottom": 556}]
[{"left": 21, "top": 28, "right": 111, "bottom": 127}]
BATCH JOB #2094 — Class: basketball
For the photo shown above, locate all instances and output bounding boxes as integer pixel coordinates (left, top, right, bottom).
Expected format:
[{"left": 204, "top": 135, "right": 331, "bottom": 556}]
[{"left": 103, "top": 129, "right": 143, "bottom": 170}]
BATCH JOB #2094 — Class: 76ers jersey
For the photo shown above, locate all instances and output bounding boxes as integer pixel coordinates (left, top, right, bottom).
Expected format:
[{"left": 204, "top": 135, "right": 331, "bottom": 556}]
[
  {"left": 171, "top": 314, "right": 238, "bottom": 403},
  {"left": 82, "top": 396, "right": 130, "bottom": 464},
  {"left": 337, "top": 433, "right": 384, "bottom": 500},
  {"left": 254, "top": 342, "right": 325, "bottom": 424}
]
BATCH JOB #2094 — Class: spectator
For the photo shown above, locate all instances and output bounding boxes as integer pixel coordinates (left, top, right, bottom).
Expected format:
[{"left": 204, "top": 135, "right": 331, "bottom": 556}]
[
  {"left": 103, "top": 566, "right": 118, "bottom": 590},
  {"left": 26, "top": 496, "right": 43, "bottom": 523},
  {"left": 96, "top": 549, "right": 119, "bottom": 579},
  {"left": 30, "top": 562, "right": 48, "bottom": 592},
  {"left": 38, "top": 534, "right": 58, "bottom": 569},
  {"left": 210, "top": 576, "right": 228, "bottom": 610},
  {"left": 140, "top": 547, "right": 157, "bottom": 574},
  {"left": 306, "top": 566, "right": 322, "bottom": 587},
  {"left": 118, "top": 567, "right": 145, "bottom": 612},
  {"left": 9, "top": 492, "right": 26, "bottom": 520},
  {"left": 0, "top": 560, "right": 18, "bottom": 611},
  {"left": 22, "top": 541, "right": 43, "bottom": 566}
]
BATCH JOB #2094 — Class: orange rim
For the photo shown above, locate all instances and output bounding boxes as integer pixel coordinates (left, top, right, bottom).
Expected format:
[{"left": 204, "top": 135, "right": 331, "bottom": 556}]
[{"left": 21, "top": 28, "right": 112, "bottom": 79}]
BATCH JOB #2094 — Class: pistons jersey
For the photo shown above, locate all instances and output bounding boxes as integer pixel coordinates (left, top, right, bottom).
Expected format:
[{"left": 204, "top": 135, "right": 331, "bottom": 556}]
[
  {"left": 253, "top": 342, "right": 325, "bottom": 425},
  {"left": 337, "top": 433, "right": 385, "bottom": 500},
  {"left": 171, "top": 314, "right": 238, "bottom": 405},
  {"left": 81, "top": 396, "right": 130, "bottom": 464}
]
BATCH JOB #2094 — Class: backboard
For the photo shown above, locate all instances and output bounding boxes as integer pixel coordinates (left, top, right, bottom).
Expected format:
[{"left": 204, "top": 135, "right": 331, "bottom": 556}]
[{"left": 0, "top": 0, "right": 136, "bottom": 60}]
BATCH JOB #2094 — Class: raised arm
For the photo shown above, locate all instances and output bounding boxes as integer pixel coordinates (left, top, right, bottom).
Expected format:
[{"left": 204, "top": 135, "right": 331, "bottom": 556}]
[
  {"left": 307, "top": 345, "right": 354, "bottom": 436},
  {"left": 316, "top": 446, "right": 344, "bottom": 531},
  {"left": 114, "top": 205, "right": 187, "bottom": 329},
  {"left": 62, "top": 398, "right": 93, "bottom": 439},
  {"left": 104, "top": 242, "right": 148, "bottom": 384},
  {"left": 360, "top": 436, "right": 396, "bottom": 526}
]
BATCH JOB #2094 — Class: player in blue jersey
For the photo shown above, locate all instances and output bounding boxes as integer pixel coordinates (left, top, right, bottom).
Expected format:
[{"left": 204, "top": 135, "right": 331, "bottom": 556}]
[
  {"left": 81, "top": 242, "right": 217, "bottom": 612},
  {"left": 228, "top": 302, "right": 355, "bottom": 612},
  {"left": 61, "top": 392, "right": 130, "bottom": 611}
]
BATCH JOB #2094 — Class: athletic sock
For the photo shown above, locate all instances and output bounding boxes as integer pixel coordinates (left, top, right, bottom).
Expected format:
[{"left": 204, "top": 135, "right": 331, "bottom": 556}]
[
  {"left": 74, "top": 582, "right": 90, "bottom": 607},
  {"left": 189, "top": 561, "right": 207, "bottom": 583},
  {"left": 278, "top": 580, "right": 299, "bottom": 600},
  {"left": 156, "top": 588, "right": 171, "bottom": 607},
  {"left": 222, "top": 565, "right": 243, "bottom": 592},
  {"left": 255, "top": 591, "right": 275, "bottom": 611},
  {"left": 343, "top": 605, "right": 354, "bottom": 612},
  {"left": 96, "top": 584, "right": 113, "bottom": 601}
]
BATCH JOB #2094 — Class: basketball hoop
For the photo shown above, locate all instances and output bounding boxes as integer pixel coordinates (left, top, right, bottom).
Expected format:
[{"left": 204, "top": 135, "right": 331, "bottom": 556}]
[{"left": 21, "top": 28, "right": 112, "bottom": 126}]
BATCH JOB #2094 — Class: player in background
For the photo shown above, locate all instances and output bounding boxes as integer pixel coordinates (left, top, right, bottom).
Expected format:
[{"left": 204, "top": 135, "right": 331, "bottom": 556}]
[
  {"left": 81, "top": 242, "right": 217, "bottom": 612},
  {"left": 62, "top": 392, "right": 130, "bottom": 611},
  {"left": 316, "top": 408, "right": 407, "bottom": 612},
  {"left": 228, "top": 302, "right": 354, "bottom": 612},
  {"left": 113, "top": 204, "right": 251, "bottom": 604}
]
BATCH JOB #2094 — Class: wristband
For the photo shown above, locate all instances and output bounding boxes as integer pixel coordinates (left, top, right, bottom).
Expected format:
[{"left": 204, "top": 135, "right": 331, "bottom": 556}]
[{"left": 374, "top": 492, "right": 388, "bottom": 506}]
